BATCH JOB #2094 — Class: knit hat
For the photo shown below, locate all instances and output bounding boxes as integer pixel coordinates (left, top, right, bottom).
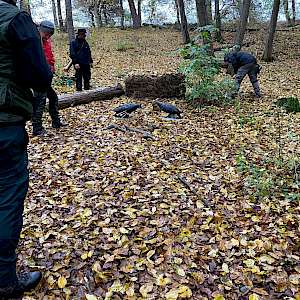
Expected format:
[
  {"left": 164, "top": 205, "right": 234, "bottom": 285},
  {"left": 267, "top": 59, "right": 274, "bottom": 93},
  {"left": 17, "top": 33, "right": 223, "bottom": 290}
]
[{"left": 39, "top": 20, "right": 55, "bottom": 35}]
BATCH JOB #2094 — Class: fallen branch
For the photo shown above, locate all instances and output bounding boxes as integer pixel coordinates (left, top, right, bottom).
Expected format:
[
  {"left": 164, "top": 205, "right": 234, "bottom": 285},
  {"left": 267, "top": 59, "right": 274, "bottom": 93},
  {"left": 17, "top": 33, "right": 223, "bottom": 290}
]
[
  {"left": 103, "top": 124, "right": 154, "bottom": 140},
  {"left": 177, "top": 175, "right": 198, "bottom": 196}
]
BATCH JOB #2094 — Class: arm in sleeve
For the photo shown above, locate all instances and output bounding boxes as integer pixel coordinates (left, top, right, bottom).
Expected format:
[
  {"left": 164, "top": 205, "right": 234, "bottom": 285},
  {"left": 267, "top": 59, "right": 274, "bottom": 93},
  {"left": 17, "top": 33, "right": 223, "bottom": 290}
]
[
  {"left": 69, "top": 40, "right": 79, "bottom": 64},
  {"left": 7, "top": 12, "right": 52, "bottom": 90},
  {"left": 88, "top": 43, "right": 93, "bottom": 64}
]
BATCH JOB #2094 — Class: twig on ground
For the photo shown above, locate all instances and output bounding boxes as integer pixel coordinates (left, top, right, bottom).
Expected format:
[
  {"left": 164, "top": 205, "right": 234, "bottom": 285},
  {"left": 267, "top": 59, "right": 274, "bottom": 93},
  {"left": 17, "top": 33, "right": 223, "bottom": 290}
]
[{"left": 103, "top": 124, "right": 154, "bottom": 139}]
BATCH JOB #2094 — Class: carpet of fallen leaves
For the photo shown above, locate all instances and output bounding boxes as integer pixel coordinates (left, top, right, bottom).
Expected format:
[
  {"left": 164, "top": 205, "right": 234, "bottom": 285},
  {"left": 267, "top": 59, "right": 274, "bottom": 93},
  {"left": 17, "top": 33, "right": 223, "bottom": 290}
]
[{"left": 20, "top": 27, "right": 300, "bottom": 300}]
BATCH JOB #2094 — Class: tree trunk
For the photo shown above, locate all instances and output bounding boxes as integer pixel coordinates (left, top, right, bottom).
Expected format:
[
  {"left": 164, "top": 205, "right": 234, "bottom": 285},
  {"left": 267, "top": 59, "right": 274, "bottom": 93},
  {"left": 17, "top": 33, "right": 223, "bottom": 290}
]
[
  {"left": 207, "top": 0, "right": 212, "bottom": 23},
  {"left": 128, "top": 0, "right": 141, "bottom": 28},
  {"left": 57, "top": 0, "right": 64, "bottom": 31},
  {"left": 94, "top": 4, "right": 102, "bottom": 27},
  {"left": 57, "top": 85, "right": 124, "bottom": 109},
  {"left": 195, "top": 0, "right": 208, "bottom": 26},
  {"left": 177, "top": 0, "right": 190, "bottom": 43},
  {"left": 262, "top": 0, "right": 280, "bottom": 62},
  {"left": 89, "top": 7, "right": 95, "bottom": 27},
  {"left": 65, "top": 0, "right": 75, "bottom": 43},
  {"left": 291, "top": 0, "right": 296, "bottom": 26},
  {"left": 137, "top": 0, "right": 142, "bottom": 25},
  {"left": 51, "top": 0, "right": 59, "bottom": 28},
  {"left": 283, "top": 0, "right": 292, "bottom": 26},
  {"left": 119, "top": 0, "right": 125, "bottom": 29},
  {"left": 215, "top": 0, "right": 223, "bottom": 42},
  {"left": 234, "top": 0, "right": 251, "bottom": 47},
  {"left": 175, "top": 0, "right": 181, "bottom": 25}
]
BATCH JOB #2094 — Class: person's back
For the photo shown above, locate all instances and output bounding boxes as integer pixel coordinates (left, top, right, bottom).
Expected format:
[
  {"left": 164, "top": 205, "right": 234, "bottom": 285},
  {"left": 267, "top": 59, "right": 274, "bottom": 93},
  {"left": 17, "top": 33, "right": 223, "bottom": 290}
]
[{"left": 0, "top": 0, "right": 52, "bottom": 297}]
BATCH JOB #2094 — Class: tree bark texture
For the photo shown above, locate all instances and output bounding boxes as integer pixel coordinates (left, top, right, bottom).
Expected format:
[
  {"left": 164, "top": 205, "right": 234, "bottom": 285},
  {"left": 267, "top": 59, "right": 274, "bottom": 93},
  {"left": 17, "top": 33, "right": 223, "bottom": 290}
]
[
  {"left": 291, "top": 0, "right": 296, "bottom": 25},
  {"left": 128, "top": 0, "right": 142, "bottom": 28},
  {"left": 207, "top": 0, "right": 212, "bottom": 23},
  {"left": 57, "top": 85, "right": 124, "bottom": 109},
  {"left": 215, "top": 0, "right": 223, "bottom": 41},
  {"left": 195, "top": 0, "right": 208, "bottom": 26},
  {"left": 65, "top": 0, "right": 75, "bottom": 43},
  {"left": 51, "top": 0, "right": 59, "bottom": 28},
  {"left": 57, "top": 0, "right": 64, "bottom": 31},
  {"left": 283, "top": 0, "right": 292, "bottom": 26},
  {"left": 262, "top": 0, "right": 280, "bottom": 62},
  {"left": 177, "top": 0, "right": 190, "bottom": 43},
  {"left": 234, "top": 0, "right": 251, "bottom": 47},
  {"left": 119, "top": 0, "right": 125, "bottom": 29}
]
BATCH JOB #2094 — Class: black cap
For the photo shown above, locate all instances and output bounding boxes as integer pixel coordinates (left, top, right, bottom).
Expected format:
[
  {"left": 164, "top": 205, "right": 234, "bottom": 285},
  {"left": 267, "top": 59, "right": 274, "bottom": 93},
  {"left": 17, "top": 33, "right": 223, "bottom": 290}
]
[{"left": 77, "top": 28, "right": 87, "bottom": 34}]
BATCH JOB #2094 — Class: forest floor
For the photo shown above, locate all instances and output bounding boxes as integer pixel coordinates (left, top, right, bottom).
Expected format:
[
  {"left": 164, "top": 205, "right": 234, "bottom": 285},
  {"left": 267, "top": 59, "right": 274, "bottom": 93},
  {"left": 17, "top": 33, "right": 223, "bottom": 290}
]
[{"left": 21, "top": 27, "right": 300, "bottom": 299}]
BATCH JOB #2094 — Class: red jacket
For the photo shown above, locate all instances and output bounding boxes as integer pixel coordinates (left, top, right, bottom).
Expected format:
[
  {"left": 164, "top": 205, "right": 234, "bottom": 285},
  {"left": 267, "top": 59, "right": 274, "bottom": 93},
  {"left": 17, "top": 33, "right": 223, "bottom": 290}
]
[{"left": 42, "top": 37, "right": 55, "bottom": 73}]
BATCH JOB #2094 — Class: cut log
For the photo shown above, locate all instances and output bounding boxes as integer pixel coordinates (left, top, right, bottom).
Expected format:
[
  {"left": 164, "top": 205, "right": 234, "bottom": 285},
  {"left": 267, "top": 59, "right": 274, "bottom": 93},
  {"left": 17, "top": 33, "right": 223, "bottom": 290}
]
[
  {"left": 57, "top": 84, "right": 124, "bottom": 109},
  {"left": 125, "top": 74, "right": 185, "bottom": 99}
]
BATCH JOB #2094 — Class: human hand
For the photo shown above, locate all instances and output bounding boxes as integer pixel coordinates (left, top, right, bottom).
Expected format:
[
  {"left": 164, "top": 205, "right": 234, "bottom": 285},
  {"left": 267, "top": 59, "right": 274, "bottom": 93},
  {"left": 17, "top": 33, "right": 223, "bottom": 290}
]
[{"left": 75, "top": 64, "right": 80, "bottom": 70}]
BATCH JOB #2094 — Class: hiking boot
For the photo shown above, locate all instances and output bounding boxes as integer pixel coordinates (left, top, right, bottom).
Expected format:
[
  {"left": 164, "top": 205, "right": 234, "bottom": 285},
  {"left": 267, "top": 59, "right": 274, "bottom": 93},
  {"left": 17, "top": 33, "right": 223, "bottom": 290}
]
[
  {"left": 0, "top": 271, "right": 42, "bottom": 299},
  {"left": 52, "top": 121, "right": 67, "bottom": 129},
  {"left": 32, "top": 127, "right": 46, "bottom": 136}
]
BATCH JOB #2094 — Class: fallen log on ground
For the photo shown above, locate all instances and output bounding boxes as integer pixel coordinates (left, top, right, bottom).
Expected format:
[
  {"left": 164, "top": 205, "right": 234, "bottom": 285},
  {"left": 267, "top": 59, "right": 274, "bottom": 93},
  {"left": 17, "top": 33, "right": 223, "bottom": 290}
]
[
  {"left": 57, "top": 84, "right": 124, "bottom": 109},
  {"left": 125, "top": 74, "right": 185, "bottom": 99}
]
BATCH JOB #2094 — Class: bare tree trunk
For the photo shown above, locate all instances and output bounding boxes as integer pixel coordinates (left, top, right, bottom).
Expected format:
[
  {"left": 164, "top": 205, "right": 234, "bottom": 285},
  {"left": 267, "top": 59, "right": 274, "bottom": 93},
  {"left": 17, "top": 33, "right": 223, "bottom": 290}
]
[
  {"left": 215, "top": 0, "right": 223, "bottom": 41},
  {"left": 283, "top": 0, "right": 292, "bottom": 26},
  {"left": 174, "top": 0, "right": 181, "bottom": 25},
  {"left": 103, "top": 6, "right": 108, "bottom": 25},
  {"left": 94, "top": 4, "right": 102, "bottom": 27},
  {"left": 51, "top": 0, "right": 59, "bottom": 28},
  {"left": 89, "top": 7, "right": 95, "bottom": 27},
  {"left": 177, "top": 0, "right": 190, "bottom": 43},
  {"left": 234, "top": 0, "right": 251, "bottom": 47},
  {"left": 119, "top": 0, "right": 125, "bottom": 29},
  {"left": 195, "top": 0, "right": 208, "bottom": 26},
  {"left": 65, "top": 0, "right": 75, "bottom": 43},
  {"left": 262, "top": 0, "right": 280, "bottom": 62},
  {"left": 137, "top": 0, "right": 142, "bottom": 25},
  {"left": 207, "top": 0, "right": 212, "bottom": 23},
  {"left": 128, "top": 0, "right": 141, "bottom": 28},
  {"left": 291, "top": 0, "right": 296, "bottom": 26},
  {"left": 57, "top": 0, "right": 64, "bottom": 31}
]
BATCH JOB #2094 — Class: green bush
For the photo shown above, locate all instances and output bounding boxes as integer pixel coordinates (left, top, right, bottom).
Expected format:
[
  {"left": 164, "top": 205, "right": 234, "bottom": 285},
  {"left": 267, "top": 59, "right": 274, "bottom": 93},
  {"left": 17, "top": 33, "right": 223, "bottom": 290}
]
[
  {"left": 276, "top": 97, "right": 300, "bottom": 113},
  {"left": 179, "top": 29, "right": 236, "bottom": 107},
  {"left": 115, "top": 40, "right": 135, "bottom": 52}
]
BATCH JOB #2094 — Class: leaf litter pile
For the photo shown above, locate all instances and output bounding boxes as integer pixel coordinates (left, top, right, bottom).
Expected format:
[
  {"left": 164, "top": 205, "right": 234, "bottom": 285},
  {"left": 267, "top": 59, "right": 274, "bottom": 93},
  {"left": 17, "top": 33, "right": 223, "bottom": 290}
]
[{"left": 20, "top": 28, "right": 299, "bottom": 299}]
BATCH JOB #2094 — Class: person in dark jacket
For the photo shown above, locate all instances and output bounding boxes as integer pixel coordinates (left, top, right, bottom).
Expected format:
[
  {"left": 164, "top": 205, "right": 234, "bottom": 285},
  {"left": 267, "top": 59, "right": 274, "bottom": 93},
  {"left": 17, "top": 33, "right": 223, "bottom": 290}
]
[
  {"left": 224, "top": 51, "right": 261, "bottom": 98},
  {"left": 0, "top": 0, "right": 52, "bottom": 297},
  {"left": 70, "top": 28, "right": 93, "bottom": 91},
  {"left": 32, "top": 20, "right": 66, "bottom": 136}
]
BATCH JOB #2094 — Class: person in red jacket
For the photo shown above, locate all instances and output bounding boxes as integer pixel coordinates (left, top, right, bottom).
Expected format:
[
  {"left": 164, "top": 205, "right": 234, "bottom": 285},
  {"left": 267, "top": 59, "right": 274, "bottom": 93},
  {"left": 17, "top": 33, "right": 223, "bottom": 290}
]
[{"left": 32, "top": 21, "right": 65, "bottom": 136}]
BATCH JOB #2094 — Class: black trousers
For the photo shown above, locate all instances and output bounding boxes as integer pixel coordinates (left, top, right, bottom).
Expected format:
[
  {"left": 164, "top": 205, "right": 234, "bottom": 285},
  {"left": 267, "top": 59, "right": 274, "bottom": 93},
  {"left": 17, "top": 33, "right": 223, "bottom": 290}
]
[
  {"left": 75, "top": 64, "right": 91, "bottom": 91},
  {"left": 32, "top": 85, "right": 61, "bottom": 133},
  {"left": 0, "top": 125, "right": 29, "bottom": 287}
]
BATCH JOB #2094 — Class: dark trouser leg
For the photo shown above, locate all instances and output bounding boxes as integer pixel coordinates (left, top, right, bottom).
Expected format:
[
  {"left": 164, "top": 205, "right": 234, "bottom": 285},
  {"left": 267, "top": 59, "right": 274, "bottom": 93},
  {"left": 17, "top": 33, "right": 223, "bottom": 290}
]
[
  {"left": 75, "top": 68, "right": 83, "bottom": 91},
  {"left": 235, "top": 65, "right": 251, "bottom": 93},
  {"left": 81, "top": 65, "right": 91, "bottom": 90},
  {"left": 32, "top": 91, "right": 46, "bottom": 134},
  {"left": 0, "top": 126, "right": 29, "bottom": 288},
  {"left": 47, "top": 86, "right": 61, "bottom": 126},
  {"left": 248, "top": 66, "right": 261, "bottom": 97}
]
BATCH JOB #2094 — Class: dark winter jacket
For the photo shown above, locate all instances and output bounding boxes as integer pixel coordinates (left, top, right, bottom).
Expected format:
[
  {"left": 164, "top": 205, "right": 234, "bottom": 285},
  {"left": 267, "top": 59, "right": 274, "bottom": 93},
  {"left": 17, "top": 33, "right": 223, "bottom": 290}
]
[
  {"left": 0, "top": 0, "right": 52, "bottom": 122},
  {"left": 224, "top": 51, "right": 257, "bottom": 73},
  {"left": 70, "top": 38, "right": 93, "bottom": 66}
]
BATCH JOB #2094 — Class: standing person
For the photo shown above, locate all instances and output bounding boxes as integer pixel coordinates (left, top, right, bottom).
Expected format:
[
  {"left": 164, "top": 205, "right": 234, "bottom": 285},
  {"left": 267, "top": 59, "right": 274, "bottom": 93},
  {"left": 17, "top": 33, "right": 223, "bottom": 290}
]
[
  {"left": 70, "top": 28, "right": 93, "bottom": 92},
  {"left": 32, "top": 20, "right": 65, "bottom": 136},
  {"left": 224, "top": 50, "right": 261, "bottom": 98},
  {"left": 0, "top": 0, "right": 52, "bottom": 298}
]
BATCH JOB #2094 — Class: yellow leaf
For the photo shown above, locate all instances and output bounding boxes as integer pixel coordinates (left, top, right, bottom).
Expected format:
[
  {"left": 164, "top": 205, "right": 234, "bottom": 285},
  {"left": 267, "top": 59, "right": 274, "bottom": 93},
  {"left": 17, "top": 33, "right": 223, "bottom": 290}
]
[
  {"left": 81, "top": 252, "right": 88, "bottom": 260},
  {"left": 156, "top": 274, "right": 172, "bottom": 286},
  {"left": 196, "top": 200, "right": 204, "bottom": 208},
  {"left": 222, "top": 263, "right": 229, "bottom": 273},
  {"left": 139, "top": 283, "right": 153, "bottom": 297},
  {"left": 213, "top": 294, "right": 225, "bottom": 300},
  {"left": 295, "top": 293, "right": 300, "bottom": 300},
  {"left": 289, "top": 274, "right": 300, "bottom": 285},
  {"left": 176, "top": 266, "right": 186, "bottom": 277},
  {"left": 244, "top": 259, "right": 255, "bottom": 268},
  {"left": 86, "top": 295, "right": 98, "bottom": 300},
  {"left": 249, "top": 294, "right": 260, "bottom": 300},
  {"left": 178, "top": 285, "right": 192, "bottom": 298},
  {"left": 165, "top": 288, "right": 178, "bottom": 300},
  {"left": 57, "top": 276, "right": 67, "bottom": 288},
  {"left": 147, "top": 250, "right": 155, "bottom": 261}
]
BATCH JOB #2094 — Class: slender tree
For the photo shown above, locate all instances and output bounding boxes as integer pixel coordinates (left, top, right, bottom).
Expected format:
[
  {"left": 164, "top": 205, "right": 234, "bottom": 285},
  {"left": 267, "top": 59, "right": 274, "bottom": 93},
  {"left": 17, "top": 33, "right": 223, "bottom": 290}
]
[
  {"left": 65, "top": 0, "right": 75, "bottom": 43},
  {"left": 283, "top": 0, "right": 292, "bottom": 26},
  {"left": 291, "top": 0, "right": 296, "bottom": 26},
  {"left": 234, "top": 0, "right": 251, "bottom": 47},
  {"left": 207, "top": 0, "right": 212, "bottom": 23},
  {"left": 51, "top": 0, "right": 59, "bottom": 28},
  {"left": 177, "top": 0, "right": 190, "bottom": 43},
  {"left": 215, "top": 0, "right": 223, "bottom": 42},
  {"left": 262, "top": 0, "right": 280, "bottom": 61},
  {"left": 195, "top": 0, "right": 208, "bottom": 26},
  {"left": 57, "top": 0, "right": 64, "bottom": 31},
  {"left": 119, "top": 0, "right": 125, "bottom": 29},
  {"left": 175, "top": 0, "right": 181, "bottom": 26},
  {"left": 128, "top": 0, "right": 142, "bottom": 28}
]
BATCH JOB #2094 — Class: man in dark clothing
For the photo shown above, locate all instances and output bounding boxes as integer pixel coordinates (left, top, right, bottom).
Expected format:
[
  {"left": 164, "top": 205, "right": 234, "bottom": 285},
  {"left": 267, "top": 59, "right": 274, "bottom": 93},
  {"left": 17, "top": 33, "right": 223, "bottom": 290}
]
[
  {"left": 224, "top": 51, "right": 261, "bottom": 98},
  {"left": 32, "top": 21, "right": 65, "bottom": 136},
  {"left": 70, "top": 28, "right": 93, "bottom": 91},
  {"left": 0, "top": 0, "right": 52, "bottom": 297}
]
